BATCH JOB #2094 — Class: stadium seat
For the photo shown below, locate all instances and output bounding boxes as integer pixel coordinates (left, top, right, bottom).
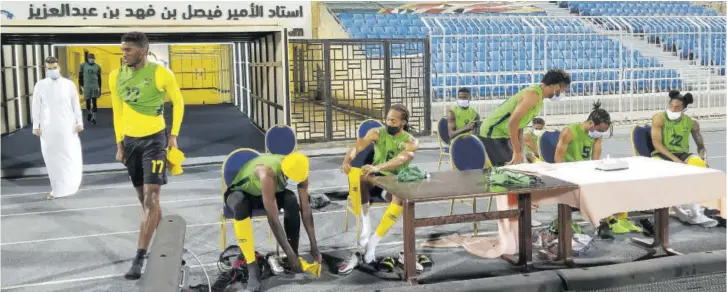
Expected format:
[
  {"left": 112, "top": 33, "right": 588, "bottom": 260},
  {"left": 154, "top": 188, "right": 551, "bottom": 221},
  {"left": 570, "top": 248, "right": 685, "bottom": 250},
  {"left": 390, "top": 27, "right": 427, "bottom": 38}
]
[
  {"left": 437, "top": 116, "right": 452, "bottom": 171},
  {"left": 265, "top": 125, "right": 297, "bottom": 155},
  {"left": 538, "top": 130, "right": 561, "bottom": 163},
  {"left": 630, "top": 124, "right": 655, "bottom": 157},
  {"left": 448, "top": 134, "right": 491, "bottom": 235}
]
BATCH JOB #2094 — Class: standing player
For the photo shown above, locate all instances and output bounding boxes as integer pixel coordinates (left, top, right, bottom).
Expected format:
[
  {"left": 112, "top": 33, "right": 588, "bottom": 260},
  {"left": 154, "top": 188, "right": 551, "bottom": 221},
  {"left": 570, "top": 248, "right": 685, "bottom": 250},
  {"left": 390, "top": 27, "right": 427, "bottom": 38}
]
[
  {"left": 79, "top": 53, "right": 102, "bottom": 125},
  {"left": 650, "top": 90, "right": 718, "bottom": 227},
  {"left": 110, "top": 31, "right": 185, "bottom": 279},
  {"left": 478, "top": 69, "right": 571, "bottom": 166}
]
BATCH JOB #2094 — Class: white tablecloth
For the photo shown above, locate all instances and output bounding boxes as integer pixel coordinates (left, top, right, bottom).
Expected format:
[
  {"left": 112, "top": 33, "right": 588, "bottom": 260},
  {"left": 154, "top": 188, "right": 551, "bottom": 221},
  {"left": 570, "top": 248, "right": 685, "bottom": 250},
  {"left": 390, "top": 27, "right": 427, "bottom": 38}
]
[{"left": 504, "top": 156, "right": 727, "bottom": 226}]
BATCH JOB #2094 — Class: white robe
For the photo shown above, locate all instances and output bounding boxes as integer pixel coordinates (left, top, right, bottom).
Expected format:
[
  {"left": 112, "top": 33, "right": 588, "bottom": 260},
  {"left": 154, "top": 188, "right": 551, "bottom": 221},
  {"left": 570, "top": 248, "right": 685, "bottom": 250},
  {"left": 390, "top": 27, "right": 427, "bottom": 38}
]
[{"left": 31, "top": 77, "right": 84, "bottom": 197}]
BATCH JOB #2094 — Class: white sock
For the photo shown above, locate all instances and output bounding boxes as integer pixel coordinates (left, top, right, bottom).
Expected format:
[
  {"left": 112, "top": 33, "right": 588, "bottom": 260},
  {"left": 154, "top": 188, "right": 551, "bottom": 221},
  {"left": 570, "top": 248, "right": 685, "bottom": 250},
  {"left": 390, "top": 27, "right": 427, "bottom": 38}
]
[
  {"left": 364, "top": 234, "right": 381, "bottom": 264},
  {"left": 359, "top": 205, "right": 372, "bottom": 247}
]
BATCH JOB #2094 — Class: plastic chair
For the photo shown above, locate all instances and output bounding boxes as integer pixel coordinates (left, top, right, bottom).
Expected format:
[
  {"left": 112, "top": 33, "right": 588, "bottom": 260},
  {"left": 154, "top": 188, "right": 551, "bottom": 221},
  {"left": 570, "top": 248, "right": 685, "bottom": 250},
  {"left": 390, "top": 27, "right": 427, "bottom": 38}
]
[
  {"left": 630, "top": 124, "right": 655, "bottom": 157},
  {"left": 538, "top": 130, "right": 561, "bottom": 163},
  {"left": 344, "top": 120, "right": 388, "bottom": 243},
  {"left": 447, "top": 134, "right": 491, "bottom": 236},
  {"left": 219, "top": 148, "right": 274, "bottom": 250},
  {"left": 265, "top": 125, "right": 297, "bottom": 155},
  {"left": 437, "top": 116, "right": 452, "bottom": 171}
]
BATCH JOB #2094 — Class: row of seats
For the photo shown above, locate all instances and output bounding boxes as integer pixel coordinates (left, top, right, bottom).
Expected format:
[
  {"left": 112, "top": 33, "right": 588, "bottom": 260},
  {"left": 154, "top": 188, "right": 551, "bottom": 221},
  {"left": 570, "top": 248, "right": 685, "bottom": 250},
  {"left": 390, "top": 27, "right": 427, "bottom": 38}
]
[{"left": 565, "top": 1, "right": 719, "bottom": 16}]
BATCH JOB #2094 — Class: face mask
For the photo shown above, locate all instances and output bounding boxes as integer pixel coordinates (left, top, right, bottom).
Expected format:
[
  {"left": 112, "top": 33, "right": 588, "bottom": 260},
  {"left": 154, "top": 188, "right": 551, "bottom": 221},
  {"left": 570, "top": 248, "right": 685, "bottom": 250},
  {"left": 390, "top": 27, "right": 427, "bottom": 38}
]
[
  {"left": 533, "top": 129, "right": 545, "bottom": 136},
  {"left": 286, "top": 178, "right": 299, "bottom": 187},
  {"left": 88, "top": 59, "right": 95, "bottom": 64},
  {"left": 666, "top": 109, "right": 683, "bottom": 120},
  {"left": 457, "top": 100, "right": 470, "bottom": 108},
  {"left": 386, "top": 125, "right": 400, "bottom": 135},
  {"left": 46, "top": 69, "right": 60, "bottom": 79},
  {"left": 588, "top": 130, "right": 604, "bottom": 139}
]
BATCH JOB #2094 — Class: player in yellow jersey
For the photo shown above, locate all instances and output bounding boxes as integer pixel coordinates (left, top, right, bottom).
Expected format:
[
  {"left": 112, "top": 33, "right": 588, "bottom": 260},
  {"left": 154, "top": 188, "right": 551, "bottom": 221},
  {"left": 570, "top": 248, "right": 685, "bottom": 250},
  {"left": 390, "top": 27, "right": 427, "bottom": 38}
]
[{"left": 110, "top": 32, "right": 185, "bottom": 280}]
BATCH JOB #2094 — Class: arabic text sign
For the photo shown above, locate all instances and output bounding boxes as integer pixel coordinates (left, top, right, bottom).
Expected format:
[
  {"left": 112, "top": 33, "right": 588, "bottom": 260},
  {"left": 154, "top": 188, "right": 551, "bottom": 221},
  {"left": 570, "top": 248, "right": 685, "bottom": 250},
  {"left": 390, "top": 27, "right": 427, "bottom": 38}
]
[{"left": 0, "top": 2, "right": 312, "bottom": 38}]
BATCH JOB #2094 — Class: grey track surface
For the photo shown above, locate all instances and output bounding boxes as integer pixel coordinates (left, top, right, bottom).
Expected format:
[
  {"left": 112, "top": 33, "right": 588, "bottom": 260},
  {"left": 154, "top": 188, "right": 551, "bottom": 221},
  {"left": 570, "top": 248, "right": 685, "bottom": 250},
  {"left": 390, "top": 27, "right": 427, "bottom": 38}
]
[{"left": 1, "top": 130, "right": 726, "bottom": 291}]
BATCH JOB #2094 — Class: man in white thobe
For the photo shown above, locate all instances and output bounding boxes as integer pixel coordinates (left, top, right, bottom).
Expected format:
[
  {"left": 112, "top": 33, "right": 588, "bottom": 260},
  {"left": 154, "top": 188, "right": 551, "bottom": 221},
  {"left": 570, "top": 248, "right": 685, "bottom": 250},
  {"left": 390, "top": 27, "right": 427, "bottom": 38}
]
[{"left": 31, "top": 56, "right": 84, "bottom": 200}]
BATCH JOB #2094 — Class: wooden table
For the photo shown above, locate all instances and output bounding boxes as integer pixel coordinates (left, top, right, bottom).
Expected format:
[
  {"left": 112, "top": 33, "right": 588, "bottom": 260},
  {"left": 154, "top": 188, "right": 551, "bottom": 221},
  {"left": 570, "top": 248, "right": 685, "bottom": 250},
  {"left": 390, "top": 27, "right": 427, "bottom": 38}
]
[{"left": 372, "top": 169, "right": 579, "bottom": 284}]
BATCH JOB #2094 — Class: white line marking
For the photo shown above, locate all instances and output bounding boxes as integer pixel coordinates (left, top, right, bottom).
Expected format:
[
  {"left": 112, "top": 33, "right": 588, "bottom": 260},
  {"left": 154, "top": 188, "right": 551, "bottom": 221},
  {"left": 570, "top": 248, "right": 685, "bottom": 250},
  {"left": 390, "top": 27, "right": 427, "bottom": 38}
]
[
  {"left": 1, "top": 197, "right": 219, "bottom": 217},
  {"left": 1, "top": 178, "right": 220, "bottom": 198}
]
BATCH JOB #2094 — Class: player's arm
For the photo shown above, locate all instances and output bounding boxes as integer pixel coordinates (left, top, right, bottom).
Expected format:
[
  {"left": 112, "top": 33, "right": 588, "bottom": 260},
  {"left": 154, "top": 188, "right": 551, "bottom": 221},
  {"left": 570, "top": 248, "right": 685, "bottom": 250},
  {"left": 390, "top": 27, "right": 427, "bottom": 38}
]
[
  {"left": 447, "top": 108, "right": 470, "bottom": 139},
  {"left": 509, "top": 91, "right": 540, "bottom": 157},
  {"left": 157, "top": 66, "right": 185, "bottom": 137},
  {"left": 403, "top": 135, "right": 419, "bottom": 152},
  {"left": 342, "top": 128, "right": 380, "bottom": 170},
  {"left": 257, "top": 166, "right": 299, "bottom": 260},
  {"left": 109, "top": 70, "right": 124, "bottom": 145},
  {"left": 691, "top": 119, "right": 707, "bottom": 159},
  {"left": 296, "top": 179, "right": 321, "bottom": 261},
  {"left": 371, "top": 139, "right": 416, "bottom": 174},
  {"left": 591, "top": 137, "right": 603, "bottom": 160},
  {"left": 554, "top": 127, "right": 573, "bottom": 163},
  {"left": 524, "top": 130, "right": 538, "bottom": 155},
  {"left": 651, "top": 113, "right": 682, "bottom": 162}
]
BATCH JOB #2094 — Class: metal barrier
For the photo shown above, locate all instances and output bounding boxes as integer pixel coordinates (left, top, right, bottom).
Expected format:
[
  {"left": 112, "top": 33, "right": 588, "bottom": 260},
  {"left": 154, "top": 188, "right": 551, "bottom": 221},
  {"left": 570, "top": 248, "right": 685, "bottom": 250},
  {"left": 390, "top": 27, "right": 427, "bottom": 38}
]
[
  {"left": 422, "top": 15, "right": 726, "bottom": 125},
  {"left": 289, "top": 39, "right": 431, "bottom": 142}
]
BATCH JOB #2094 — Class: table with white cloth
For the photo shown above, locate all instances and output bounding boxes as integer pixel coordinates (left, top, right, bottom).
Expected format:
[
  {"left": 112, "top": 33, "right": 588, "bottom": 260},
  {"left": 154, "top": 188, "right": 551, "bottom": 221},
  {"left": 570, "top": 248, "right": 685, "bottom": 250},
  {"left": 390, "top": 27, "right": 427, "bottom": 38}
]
[{"left": 504, "top": 156, "right": 727, "bottom": 267}]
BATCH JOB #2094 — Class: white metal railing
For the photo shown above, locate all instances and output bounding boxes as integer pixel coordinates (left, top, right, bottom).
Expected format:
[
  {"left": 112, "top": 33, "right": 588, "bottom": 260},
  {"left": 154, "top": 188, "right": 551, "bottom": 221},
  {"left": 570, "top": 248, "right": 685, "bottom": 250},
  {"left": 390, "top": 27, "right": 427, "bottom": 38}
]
[{"left": 422, "top": 15, "right": 726, "bottom": 124}]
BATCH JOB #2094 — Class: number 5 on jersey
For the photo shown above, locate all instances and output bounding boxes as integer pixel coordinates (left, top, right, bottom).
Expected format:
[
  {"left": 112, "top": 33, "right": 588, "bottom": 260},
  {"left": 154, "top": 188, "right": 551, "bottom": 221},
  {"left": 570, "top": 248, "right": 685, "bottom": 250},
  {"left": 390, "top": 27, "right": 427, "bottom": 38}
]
[{"left": 151, "top": 159, "right": 165, "bottom": 174}]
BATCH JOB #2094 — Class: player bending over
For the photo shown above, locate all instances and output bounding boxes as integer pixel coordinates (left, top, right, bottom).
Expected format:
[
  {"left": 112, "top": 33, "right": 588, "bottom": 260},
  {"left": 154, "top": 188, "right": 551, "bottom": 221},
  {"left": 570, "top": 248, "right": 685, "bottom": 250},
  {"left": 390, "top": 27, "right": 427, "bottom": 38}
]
[{"left": 225, "top": 152, "right": 321, "bottom": 292}]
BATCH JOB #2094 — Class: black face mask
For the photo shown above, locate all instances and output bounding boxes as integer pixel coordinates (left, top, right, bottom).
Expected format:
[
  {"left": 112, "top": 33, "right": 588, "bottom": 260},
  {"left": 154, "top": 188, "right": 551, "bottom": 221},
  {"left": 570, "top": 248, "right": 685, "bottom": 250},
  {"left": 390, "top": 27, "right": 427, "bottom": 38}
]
[{"left": 386, "top": 125, "right": 400, "bottom": 135}]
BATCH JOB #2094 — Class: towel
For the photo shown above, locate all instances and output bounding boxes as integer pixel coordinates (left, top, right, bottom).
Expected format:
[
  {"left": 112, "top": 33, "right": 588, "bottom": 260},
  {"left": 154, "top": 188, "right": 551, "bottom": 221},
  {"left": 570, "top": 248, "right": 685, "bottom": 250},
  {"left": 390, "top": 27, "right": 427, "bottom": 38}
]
[
  {"left": 397, "top": 166, "right": 428, "bottom": 182},
  {"left": 166, "top": 147, "right": 186, "bottom": 176},
  {"left": 298, "top": 257, "right": 321, "bottom": 277}
]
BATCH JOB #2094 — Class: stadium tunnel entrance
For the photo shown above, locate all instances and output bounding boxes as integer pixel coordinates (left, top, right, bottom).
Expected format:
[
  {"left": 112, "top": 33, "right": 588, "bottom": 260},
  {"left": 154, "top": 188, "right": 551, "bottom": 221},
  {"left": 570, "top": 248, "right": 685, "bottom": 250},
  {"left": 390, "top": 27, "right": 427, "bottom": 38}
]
[{"left": 0, "top": 25, "right": 290, "bottom": 177}]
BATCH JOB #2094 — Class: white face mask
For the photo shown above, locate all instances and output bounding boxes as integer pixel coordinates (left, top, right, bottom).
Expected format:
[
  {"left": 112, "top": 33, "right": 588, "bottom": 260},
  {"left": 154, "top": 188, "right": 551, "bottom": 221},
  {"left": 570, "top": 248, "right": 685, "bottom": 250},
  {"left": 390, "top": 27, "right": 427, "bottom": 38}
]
[
  {"left": 46, "top": 69, "right": 60, "bottom": 79},
  {"left": 286, "top": 178, "right": 299, "bottom": 186},
  {"left": 456, "top": 100, "right": 470, "bottom": 108},
  {"left": 666, "top": 109, "right": 683, "bottom": 120},
  {"left": 551, "top": 92, "right": 563, "bottom": 101},
  {"left": 533, "top": 129, "right": 545, "bottom": 136},
  {"left": 588, "top": 130, "right": 604, "bottom": 139}
]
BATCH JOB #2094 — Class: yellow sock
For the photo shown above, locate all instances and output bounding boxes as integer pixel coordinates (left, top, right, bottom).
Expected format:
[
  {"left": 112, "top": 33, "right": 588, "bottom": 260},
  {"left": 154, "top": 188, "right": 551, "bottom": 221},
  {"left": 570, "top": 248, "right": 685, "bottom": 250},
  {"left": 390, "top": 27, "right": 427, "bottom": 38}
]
[
  {"left": 233, "top": 218, "right": 256, "bottom": 264},
  {"left": 375, "top": 204, "right": 403, "bottom": 237}
]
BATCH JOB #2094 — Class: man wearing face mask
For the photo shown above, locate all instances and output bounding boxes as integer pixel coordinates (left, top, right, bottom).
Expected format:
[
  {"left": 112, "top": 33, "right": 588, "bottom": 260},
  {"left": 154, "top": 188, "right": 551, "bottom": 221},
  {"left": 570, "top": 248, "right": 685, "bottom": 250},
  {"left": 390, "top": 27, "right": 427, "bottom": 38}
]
[
  {"left": 447, "top": 87, "right": 480, "bottom": 140},
  {"left": 650, "top": 90, "right": 718, "bottom": 228},
  {"left": 78, "top": 53, "right": 102, "bottom": 125},
  {"left": 224, "top": 152, "right": 321, "bottom": 292},
  {"left": 31, "top": 56, "right": 84, "bottom": 200},
  {"left": 524, "top": 117, "right": 546, "bottom": 163},
  {"left": 479, "top": 69, "right": 571, "bottom": 167},
  {"left": 553, "top": 101, "right": 643, "bottom": 239}
]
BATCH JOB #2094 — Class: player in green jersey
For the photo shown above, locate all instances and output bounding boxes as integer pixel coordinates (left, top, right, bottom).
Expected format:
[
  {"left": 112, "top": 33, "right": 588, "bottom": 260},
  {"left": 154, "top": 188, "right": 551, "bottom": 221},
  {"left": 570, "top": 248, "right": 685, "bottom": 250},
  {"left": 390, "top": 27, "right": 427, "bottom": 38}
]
[
  {"left": 447, "top": 87, "right": 480, "bottom": 140},
  {"left": 479, "top": 69, "right": 571, "bottom": 166},
  {"left": 224, "top": 152, "right": 321, "bottom": 292},
  {"left": 78, "top": 53, "right": 102, "bottom": 124},
  {"left": 524, "top": 117, "right": 546, "bottom": 163},
  {"left": 651, "top": 90, "right": 718, "bottom": 228}
]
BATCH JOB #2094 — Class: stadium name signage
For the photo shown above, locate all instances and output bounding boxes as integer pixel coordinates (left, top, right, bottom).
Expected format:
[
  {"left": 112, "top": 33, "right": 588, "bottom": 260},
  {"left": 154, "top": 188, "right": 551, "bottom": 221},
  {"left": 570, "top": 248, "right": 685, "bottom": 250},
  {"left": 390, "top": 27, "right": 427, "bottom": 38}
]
[{"left": 3, "top": 2, "right": 312, "bottom": 37}]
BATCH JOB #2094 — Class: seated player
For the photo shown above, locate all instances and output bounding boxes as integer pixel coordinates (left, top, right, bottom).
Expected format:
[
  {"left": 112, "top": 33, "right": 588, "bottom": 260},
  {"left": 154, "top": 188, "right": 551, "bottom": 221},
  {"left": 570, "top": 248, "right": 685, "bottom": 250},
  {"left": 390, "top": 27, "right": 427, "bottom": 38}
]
[
  {"left": 554, "top": 101, "right": 641, "bottom": 239},
  {"left": 650, "top": 90, "right": 718, "bottom": 227},
  {"left": 338, "top": 104, "right": 426, "bottom": 274},
  {"left": 524, "top": 117, "right": 546, "bottom": 163},
  {"left": 224, "top": 152, "right": 321, "bottom": 292},
  {"left": 447, "top": 87, "right": 480, "bottom": 140}
]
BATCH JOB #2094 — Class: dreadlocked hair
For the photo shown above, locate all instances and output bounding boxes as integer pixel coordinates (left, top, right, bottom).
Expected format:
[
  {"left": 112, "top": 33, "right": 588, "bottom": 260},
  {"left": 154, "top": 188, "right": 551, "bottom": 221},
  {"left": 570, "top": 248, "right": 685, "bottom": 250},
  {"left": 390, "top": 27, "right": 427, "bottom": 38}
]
[
  {"left": 391, "top": 104, "right": 413, "bottom": 132},
  {"left": 587, "top": 100, "right": 613, "bottom": 137}
]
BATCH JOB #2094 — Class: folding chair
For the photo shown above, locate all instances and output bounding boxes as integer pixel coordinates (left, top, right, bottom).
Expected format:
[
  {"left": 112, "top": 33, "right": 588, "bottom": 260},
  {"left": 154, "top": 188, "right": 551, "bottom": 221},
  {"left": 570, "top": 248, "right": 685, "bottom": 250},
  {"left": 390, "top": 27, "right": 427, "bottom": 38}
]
[
  {"left": 538, "top": 130, "right": 561, "bottom": 163},
  {"left": 630, "top": 124, "right": 655, "bottom": 157},
  {"left": 219, "top": 148, "right": 274, "bottom": 250},
  {"left": 265, "top": 125, "right": 297, "bottom": 155},
  {"left": 437, "top": 116, "right": 452, "bottom": 171},
  {"left": 447, "top": 134, "right": 491, "bottom": 236}
]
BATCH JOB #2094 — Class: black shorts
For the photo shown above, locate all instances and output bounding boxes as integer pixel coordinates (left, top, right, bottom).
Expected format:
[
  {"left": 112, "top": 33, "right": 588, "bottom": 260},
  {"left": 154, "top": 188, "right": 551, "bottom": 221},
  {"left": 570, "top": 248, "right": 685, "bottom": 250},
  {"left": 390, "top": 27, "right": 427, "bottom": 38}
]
[
  {"left": 480, "top": 137, "right": 513, "bottom": 167},
  {"left": 652, "top": 152, "right": 693, "bottom": 162},
  {"left": 123, "top": 130, "right": 168, "bottom": 187},
  {"left": 225, "top": 189, "right": 298, "bottom": 219}
]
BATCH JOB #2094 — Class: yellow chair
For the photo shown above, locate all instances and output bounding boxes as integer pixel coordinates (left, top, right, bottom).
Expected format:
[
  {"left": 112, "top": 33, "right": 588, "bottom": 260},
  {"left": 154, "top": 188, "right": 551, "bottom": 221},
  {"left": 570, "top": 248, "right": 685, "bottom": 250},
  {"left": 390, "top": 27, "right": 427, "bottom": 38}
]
[
  {"left": 219, "top": 148, "right": 275, "bottom": 250},
  {"left": 447, "top": 134, "right": 493, "bottom": 236},
  {"left": 436, "top": 116, "right": 452, "bottom": 171}
]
